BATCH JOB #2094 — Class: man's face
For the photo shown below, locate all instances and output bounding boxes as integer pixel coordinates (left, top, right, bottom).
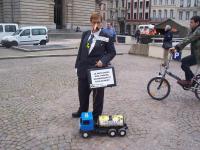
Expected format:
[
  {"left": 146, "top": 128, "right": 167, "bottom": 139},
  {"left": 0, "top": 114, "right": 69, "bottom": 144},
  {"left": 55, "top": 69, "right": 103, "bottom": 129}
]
[
  {"left": 91, "top": 18, "right": 102, "bottom": 32},
  {"left": 190, "top": 19, "right": 199, "bottom": 30},
  {"left": 107, "top": 23, "right": 111, "bottom": 28}
]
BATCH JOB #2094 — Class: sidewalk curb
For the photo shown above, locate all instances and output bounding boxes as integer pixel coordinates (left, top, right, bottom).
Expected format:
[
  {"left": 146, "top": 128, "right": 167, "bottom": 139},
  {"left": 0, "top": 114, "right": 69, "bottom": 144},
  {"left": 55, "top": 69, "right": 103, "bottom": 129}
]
[
  {"left": 12, "top": 46, "right": 78, "bottom": 52},
  {"left": 0, "top": 53, "right": 124, "bottom": 60}
]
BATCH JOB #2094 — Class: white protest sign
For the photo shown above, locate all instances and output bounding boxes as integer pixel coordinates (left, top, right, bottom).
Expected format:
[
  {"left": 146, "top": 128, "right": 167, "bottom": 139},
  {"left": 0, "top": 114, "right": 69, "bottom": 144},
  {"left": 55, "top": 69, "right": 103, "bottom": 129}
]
[{"left": 89, "top": 68, "right": 115, "bottom": 88}]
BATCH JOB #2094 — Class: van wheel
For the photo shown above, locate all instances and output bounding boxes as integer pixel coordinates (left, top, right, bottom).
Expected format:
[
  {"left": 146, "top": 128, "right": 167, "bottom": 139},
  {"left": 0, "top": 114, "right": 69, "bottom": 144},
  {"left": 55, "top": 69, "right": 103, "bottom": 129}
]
[
  {"left": 40, "top": 40, "right": 46, "bottom": 45},
  {"left": 5, "top": 43, "right": 12, "bottom": 48},
  {"left": 12, "top": 41, "right": 18, "bottom": 47}
]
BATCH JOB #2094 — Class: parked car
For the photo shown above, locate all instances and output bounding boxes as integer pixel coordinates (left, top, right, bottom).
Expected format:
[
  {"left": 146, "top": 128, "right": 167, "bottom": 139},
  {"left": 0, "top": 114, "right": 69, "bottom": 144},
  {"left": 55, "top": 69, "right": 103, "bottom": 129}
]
[
  {"left": 1, "top": 26, "right": 49, "bottom": 48},
  {"left": 0, "top": 23, "right": 19, "bottom": 44}
]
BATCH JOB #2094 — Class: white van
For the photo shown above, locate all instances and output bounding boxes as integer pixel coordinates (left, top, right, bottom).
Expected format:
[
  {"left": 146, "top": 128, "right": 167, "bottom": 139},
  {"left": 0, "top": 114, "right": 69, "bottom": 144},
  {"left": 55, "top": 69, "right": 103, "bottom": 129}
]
[
  {"left": 2, "top": 26, "right": 49, "bottom": 48},
  {"left": 138, "top": 24, "right": 155, "bottom": 34},
  {"left": 0, "top": 23, "right": 19, "bottom": 44}
]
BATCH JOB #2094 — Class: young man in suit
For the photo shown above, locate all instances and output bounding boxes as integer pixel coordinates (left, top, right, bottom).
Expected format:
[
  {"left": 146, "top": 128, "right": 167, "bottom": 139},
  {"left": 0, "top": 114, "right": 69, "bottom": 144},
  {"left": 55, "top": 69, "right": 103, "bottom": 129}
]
[{"left": 72, "top": 12, "right": 116, "bottom": 121}]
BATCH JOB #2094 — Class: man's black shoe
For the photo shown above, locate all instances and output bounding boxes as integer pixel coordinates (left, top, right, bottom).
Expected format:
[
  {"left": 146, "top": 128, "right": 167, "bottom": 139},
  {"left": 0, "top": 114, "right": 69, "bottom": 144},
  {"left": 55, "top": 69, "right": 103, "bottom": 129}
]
[
  {"left": 177, "top": 80, "right": 192, "bottom": 87},
  {"left": 72, "top": 112, "right": 81, "bottom": 118}
]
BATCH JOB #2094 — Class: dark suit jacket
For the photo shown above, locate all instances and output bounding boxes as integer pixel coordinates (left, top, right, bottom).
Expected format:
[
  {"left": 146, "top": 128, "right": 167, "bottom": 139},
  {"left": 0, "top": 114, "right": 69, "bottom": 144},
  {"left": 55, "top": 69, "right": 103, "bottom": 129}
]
[{"left": 75, "top": 30, "right": 116, "bottom": 79}]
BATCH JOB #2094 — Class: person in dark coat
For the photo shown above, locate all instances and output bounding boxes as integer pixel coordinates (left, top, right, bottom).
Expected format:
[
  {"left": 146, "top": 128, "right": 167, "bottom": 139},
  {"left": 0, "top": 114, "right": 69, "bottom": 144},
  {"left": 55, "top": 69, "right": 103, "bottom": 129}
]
[
  {"left": 162, "top": 25, "right": 173, "bottom": 66},
  {"left": 134, "top": 29, "right": 141, "bottom": 43},
  {"left": 72, "top": 12, "right": 116, "bottom": 121}
]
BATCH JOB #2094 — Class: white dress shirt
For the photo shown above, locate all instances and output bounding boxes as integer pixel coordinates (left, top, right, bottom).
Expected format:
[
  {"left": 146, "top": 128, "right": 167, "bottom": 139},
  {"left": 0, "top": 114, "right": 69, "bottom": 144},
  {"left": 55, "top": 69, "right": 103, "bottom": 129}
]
[{"left": 88, "top": 29, "right": 101, "bottom": 54}]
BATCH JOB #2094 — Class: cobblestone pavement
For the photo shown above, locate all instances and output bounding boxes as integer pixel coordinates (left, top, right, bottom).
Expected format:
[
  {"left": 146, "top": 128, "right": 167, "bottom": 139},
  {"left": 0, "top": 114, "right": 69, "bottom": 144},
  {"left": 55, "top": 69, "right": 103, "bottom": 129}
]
[{"left": 0, "top": 54, "right": 200, "bottom": 150}]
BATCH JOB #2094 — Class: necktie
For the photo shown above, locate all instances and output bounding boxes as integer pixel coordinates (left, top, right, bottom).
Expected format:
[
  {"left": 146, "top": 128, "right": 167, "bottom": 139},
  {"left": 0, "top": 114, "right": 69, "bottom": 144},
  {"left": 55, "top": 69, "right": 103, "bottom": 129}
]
[{"left": 86, "top": 34, "right": 94, "bottom": 50}]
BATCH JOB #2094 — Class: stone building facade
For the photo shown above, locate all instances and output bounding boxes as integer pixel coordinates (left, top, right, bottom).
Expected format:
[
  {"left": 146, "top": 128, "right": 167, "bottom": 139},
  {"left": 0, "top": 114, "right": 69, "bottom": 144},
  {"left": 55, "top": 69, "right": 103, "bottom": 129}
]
[
  {"left": 106, "top": 0, "right": 127, "bottom": 34},
  {"left": 177, "top": 0, "right": 200, "bottom": 27},
  {"left": 126, "top": 0, "right": 151, "bottom": 35},
  {"left": 150, "top": 0, "right": 200, "bottom": 27},
  {"left": 0, "top": 0, "right": 101, "bottom": 30}
]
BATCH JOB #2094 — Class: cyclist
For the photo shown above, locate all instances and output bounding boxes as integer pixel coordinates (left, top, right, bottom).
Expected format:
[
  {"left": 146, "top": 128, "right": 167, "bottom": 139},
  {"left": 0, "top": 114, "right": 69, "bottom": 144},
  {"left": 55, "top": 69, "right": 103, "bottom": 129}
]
[{"left": 170, "top": 16, "right": 200, "bottom": 87}]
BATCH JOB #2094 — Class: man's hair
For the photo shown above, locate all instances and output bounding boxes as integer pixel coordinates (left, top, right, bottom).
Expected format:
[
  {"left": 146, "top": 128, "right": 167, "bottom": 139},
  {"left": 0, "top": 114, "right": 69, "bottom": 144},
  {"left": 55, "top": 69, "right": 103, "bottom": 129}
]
[
  {"left": 165, "top": 25, "right": 171, "bottom": 31},
  {"left": 90, "top": 12, "right": 102, "bottom": 22},
  {"left": 190, "top": 16, "right": 200, "bottom": 25}
]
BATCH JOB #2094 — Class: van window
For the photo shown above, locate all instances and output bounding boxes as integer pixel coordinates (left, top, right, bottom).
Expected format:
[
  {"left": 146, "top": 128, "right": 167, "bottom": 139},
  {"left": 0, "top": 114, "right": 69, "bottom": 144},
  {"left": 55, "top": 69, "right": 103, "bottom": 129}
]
[
  {"left": 13, "top": 29, "right": 22, "bottom": 36},
  {"left": 139, "top": 26, "right": 143, "bottom": 29},
  {"left": 32, "top": 29, "right": 46, "bottom": 35},
  {"left": 5, "top": 25, "right": 17, "bottom": 32},
  {"left": 0, "top": 25, "right": 3, "bottom": 32},
  {"left": 20, "top": 29, "right": 30, "bottom": 36}
]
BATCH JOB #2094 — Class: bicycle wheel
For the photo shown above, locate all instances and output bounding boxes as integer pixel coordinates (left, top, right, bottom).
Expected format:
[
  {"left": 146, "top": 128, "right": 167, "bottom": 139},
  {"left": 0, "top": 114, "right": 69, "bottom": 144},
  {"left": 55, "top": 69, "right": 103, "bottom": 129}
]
[
  {"left": 147, "top": 77, "right": 170, "bottom": 100},
  {"left": 194, "top": 74, "right": 200, "bottom": 100}
]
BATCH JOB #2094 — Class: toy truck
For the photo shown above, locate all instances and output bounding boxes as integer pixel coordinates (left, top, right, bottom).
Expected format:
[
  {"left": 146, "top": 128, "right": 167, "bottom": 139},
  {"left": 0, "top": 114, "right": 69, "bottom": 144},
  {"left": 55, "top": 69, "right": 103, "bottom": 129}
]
[{"left": 80, "top": 112, "right": 128, "bottom": 138}]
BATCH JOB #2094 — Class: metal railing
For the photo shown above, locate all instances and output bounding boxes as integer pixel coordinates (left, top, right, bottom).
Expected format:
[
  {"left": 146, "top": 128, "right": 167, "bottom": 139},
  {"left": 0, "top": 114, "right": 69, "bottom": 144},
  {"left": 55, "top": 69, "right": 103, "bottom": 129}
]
[{"left": 151, "top": 37, "right": 184, "bottom": 44}]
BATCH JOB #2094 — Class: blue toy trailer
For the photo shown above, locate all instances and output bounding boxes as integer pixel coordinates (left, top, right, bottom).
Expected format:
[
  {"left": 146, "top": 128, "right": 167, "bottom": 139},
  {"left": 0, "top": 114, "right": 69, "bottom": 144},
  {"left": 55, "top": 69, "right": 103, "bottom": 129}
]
[{"left": 80, "top": 112, "right": 128, "bottom": 138}]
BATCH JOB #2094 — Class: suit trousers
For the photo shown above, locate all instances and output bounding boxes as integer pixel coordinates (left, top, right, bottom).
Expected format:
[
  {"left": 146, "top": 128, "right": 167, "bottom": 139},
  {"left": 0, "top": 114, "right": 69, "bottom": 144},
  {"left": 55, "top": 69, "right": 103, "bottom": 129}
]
[
  {"left": 78, "top": 78, "right": 104, "bottom": 119},
  {"left": 181, "top": 55, "right": 197, "bottom": 81}
]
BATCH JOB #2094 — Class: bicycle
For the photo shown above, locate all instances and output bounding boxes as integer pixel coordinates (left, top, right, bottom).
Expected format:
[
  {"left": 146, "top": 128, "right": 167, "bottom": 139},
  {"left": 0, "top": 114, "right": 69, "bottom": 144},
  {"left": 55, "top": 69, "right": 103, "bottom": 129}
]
[{"left": 147, "top": 52, "right": 200, "bottom": 101}]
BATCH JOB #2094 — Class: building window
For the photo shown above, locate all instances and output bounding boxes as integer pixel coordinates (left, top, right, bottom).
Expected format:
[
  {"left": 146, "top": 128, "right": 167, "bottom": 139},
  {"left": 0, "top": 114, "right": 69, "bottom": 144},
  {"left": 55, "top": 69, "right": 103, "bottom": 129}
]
[
  {"left": 193, "top": 11, "right": 197, "bottom": 16},
  {"left": 110, "top": 11, "right": 113, "bottom": 19},
  {"left": 159, "top": 0, "right": 162, "bottom": 5},
  {"left": 187, "top": 0, "right": 191, "bottom": 7},
  {"left": 128, "top": 2, "right": 131, "bottom": 9},
  {"left": 121, "top": 11, "right": 125, "bottom": 17},
  {"left": 165, "top": 0, "right": 168, "bottom": 5},
  {"left": 122, "top": 0, "right": 125, "bottom": 7},
  {"left": 171, "top": 0, "right": 174, "bottom": 5},
  {"left": 133, "top": 25, "right": 136, "bottom": 31},
  {"left": 103, "top": 13, "right": 106, "bottom": 21},
  {"left": 153, "top": 10, "right": 156, "bottom": 19},
  {"left": 194, "top": 0, "right": 198, "bottom": 6},
  {"left": 100, "top": 4, "right": 103, "bottom": 10},
  {"left": 134, "top": 2, "right": 137, "bottom": 9},
  {"left": 101, "top": 4, "right": 106, "bottom": 11},
  {"left": 158, "top": 10, "right": 162, "bottom": 19},
  {"left": 128, "top": 13, "right": 131, "bottom": 19},
  {"left": 164, "top": 10, "right": 167, "bottom": 18},
  {"left": 154, "top": 0, "right": 157, "bottom": 5},
  {"left": 145, "top": 13, "right": 149, "bottom": 19},
  {"left": 186, "top": 11, "right": 190, "bottom": 20},
  {"left": 179, "top": 11, "right": 183, "bottom": 20},
  {"left": 134, "top": 13, "right": 137, "bottom": 19},
  {"left": 180, "top": 0, "right": 183, "bottom": 7},
  {"left": 116, "top": 0, "right": 118, "bottom": 8},
  {"left": 139, "top": 13, "right": 143, "bottom": 19},
  {"left": 140, "top": 2, "right": 143, "bottom": 9},
  {"left": 170, "top": 10, "right": 174, "bottom": 18},
  {"left": 146, "top": 1, "right": 149, "bottom": 8}
]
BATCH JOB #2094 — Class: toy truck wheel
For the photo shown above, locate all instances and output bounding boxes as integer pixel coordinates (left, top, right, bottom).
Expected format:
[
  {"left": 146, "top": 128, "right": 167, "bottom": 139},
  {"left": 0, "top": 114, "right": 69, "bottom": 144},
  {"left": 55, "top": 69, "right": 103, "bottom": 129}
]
[
  {"left": 82, "top": 132, "right": 90, "bottom": 138},
  {"left": 118, "top": 129, "right": 126, "bottom": 137},
  {"left": 108, "top": 129, "right": 117, "bottom": 137}
]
